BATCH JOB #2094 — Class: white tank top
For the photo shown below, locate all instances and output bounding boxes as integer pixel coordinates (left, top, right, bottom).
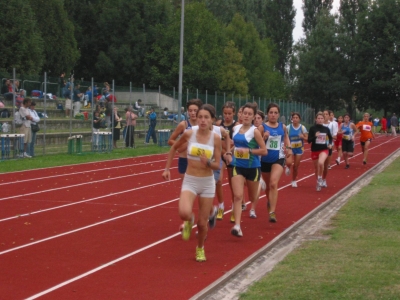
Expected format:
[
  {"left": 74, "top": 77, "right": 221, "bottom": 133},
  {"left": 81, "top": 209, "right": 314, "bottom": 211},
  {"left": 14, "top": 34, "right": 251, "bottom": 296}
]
[{"left": 187, "top": 127, "right": 215, "bottom": 161}]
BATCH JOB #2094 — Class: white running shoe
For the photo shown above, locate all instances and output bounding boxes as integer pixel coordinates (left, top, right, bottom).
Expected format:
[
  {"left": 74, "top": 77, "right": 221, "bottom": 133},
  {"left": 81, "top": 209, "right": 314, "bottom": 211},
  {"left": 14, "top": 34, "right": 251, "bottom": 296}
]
[
  {"left": 23, "top": 152, "right": 32, "bottom": 158},
  {"left": 231, "top": 225, "right": 243, "bottom": 237},
  {"left": 291, "top": 181, "right": 297, "bottom": 188},
  {"left": 249, "top": 209, "right": 257, "bottom": 219},
  {"left": 285, "top": 166, "right": 290, "bottom": 176},
  {"left": 335, "top": 158, "right": 340, "bottom": 165},
  {"left": 316, "top": 178, "right": 323, "bottom": 191},
  {"left": 260, "top": 178, "right": 266, "bottom": 191},
  {"left": 322, "top": 180, "right": 327, "bottom": 188}
]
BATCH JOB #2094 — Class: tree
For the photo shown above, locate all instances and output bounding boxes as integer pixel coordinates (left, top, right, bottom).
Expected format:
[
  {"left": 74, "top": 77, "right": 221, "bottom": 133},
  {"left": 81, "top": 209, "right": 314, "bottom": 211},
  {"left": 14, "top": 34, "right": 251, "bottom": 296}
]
[
  {"left": 261, "top": 0, "right": 296, "bottom": 74},
  {"left": 225, "top": 14, "right": 285, "bottom": 98},
  {"left": 302, "top": 0, "right": 333, "bottom": 36},
  {"left": 355, "top": 0, "right": 400, "bottom": 115},
  {"left": 218, "top": 40, "right": 249, "bottom": 96},
  {"left": 0, "top": 0, "right": 44, "bottom": 74},
  {"left": 294, "top": 10, "right": 347, "bottom": 110},
  {"left": 146, "top": 2, "right": 226, "bottom": 91},
  {"left": 28, "top": 0, "right": 79, "bottom": 76}
]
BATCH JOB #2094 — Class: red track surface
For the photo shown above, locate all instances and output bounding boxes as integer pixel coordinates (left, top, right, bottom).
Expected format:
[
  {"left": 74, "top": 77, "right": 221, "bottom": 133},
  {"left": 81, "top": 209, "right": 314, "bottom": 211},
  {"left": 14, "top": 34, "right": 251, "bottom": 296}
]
[{"left": 1, "top": 135, "right": 399, "bottom": 299}]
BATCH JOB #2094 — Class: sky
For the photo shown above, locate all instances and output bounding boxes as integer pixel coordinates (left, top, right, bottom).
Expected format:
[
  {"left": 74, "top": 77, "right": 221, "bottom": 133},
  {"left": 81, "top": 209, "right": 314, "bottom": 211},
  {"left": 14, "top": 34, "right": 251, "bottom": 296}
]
[{"left": 293, "top": 0, "right": 341, "bottom": 41}]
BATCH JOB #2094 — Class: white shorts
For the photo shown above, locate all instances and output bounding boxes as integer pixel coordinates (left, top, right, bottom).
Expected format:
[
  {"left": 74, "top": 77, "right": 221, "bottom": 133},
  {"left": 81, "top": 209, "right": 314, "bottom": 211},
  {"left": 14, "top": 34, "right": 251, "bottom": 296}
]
[
  {"left": 181, "top": 174, "right": 215, "bottom": 198},
  {"left": 65, "top": 99, "right": 72, "bottom": 110}
]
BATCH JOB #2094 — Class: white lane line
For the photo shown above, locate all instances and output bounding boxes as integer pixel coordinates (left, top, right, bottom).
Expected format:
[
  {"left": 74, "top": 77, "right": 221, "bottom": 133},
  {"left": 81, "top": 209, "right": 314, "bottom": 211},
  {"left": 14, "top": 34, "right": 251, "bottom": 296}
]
[
  {"left": 0, "top": 157, "right": 177, "bottom": 187},
  {"left": 0, "top": 166, "right": 177, "bottom": 202},
  {"left": 0, "top": 196, "right": 181, "bottom": 256},
  {"left": 0, "top": 178, "right": 180, "bottom": 223}
]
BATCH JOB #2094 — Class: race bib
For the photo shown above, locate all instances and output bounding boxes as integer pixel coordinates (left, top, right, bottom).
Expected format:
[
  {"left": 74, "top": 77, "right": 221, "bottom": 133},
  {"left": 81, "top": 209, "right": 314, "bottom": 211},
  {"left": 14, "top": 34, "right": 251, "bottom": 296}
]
[
  {"left": 316, "top": 133, "right": 327, "bottom": 145},
  {"left": 363, "top": 124, "right": 371, "bottom": 131},
  {"left": 267, "top": 135, "right": 281, "bottom": 150},
  {"left": 343, "top": 134, "right": 351, "bottom": 140},
  {"left": 291, "top": 140, "right": 302, "bottom": 148},
  {"left": 234, "top": 148, "right": 250, "bottom": 159},
  {"left": 188, "top": 143, "right": 213, "bottom": 159}
]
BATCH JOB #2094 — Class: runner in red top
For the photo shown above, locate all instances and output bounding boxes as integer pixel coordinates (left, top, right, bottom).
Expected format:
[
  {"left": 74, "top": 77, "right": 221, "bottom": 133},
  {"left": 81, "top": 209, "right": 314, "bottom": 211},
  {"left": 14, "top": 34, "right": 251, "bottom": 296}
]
[
  {"left": 333, "top": 114, "right": 343, "bottom": 165},
  {"left": 380, "top": 116, "right": 388, "bottom": 135},
  {"left": 355, "top": 112, "right": 375, "bottom": 165}
]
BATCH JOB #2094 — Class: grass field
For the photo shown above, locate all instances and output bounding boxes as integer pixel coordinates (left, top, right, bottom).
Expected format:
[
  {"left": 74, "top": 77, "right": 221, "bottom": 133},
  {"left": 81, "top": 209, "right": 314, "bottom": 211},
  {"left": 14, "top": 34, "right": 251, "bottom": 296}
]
[{"left": 241, "top": 157, "right": 400, "bottom": 300}]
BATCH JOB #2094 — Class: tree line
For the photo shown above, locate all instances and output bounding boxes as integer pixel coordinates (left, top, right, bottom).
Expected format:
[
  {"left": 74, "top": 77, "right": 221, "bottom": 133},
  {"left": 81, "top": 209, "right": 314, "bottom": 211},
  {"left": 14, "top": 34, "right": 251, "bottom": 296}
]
[{"left": 1, "top": 0, "right": 399, "bottom": 115}]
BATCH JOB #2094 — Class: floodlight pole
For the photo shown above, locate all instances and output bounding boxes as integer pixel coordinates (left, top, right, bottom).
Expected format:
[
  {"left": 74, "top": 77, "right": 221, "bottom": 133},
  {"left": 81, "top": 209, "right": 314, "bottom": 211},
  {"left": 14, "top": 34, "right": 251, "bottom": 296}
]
[{"left": 178, "top": 0, "right": 185, "bottom": 123}]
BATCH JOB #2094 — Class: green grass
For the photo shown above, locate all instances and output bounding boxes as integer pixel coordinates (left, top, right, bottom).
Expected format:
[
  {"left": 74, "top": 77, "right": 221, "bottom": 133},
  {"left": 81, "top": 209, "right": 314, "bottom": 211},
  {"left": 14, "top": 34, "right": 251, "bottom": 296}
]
[
  {"left": 0, "top": 143, "right": 170, "bottom": 173},
  {"left": 241, "top": 157, "right": 400, "bottom": 300}
]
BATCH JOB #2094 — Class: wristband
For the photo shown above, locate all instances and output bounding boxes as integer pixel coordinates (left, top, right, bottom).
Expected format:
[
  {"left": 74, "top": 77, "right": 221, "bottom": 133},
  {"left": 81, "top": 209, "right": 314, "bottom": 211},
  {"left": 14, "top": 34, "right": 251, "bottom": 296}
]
[
  {"left": 249, "top": 148, "right": 252, "bottom": 154},
  {"left": 286, "top": 146, "right": 292, "bottom": 149}
]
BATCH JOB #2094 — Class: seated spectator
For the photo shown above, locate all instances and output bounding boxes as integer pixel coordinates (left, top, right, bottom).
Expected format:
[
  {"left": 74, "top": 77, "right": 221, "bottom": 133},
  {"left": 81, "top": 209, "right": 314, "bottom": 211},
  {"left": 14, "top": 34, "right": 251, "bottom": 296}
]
[
  {"left": 1, "top": 79, "right": 14, "bottom": 100},
  {"left": 85, "top": 86, "right": 93, "bottom": 107},
  {"left": 15, "top": 90, "right": 24, "bottom": 109},
  {"left": 134, "top": 99, "right": 145, "bottom": 117}
]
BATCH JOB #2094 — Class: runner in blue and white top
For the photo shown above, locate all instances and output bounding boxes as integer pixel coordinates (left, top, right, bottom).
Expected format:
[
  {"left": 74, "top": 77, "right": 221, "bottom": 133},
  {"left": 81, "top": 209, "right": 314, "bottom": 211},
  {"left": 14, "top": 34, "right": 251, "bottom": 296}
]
[
  {"left": 260, "top": 103, "right": 292, "bottom": 223},
  {"left": 341, "top": 114, "right": 357, "bottom": 169},
  {"left": 286, "top": 112, "right": 308, "bottom": 187},
  {"left": 321, "top": 110, "right": 337, "bottom": 188},
  {"left": 230, "top": 102, "right": 267, "bottom": 238}
]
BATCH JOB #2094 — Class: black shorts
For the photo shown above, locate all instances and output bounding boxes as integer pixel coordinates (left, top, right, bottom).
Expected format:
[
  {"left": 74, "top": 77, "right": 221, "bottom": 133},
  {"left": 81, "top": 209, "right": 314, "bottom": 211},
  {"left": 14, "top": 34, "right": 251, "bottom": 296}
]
[
  {"left": 261, "top": 158, "right": 285, "bottom": 173},
  {"left": 361, "top": 139, "right": 372, "bottom": 146},
  {"left": 342, "top": 140, "right": 354, "bottom": 153},
  {"left": 232, "top": 166, "right": 261, "bottom": 181}
]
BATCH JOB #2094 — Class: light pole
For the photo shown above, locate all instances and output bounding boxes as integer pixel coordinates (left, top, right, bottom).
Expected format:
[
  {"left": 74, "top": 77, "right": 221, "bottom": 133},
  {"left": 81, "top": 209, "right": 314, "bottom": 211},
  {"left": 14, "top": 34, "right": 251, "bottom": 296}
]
[{"left": 177, "top": 0, "right": 185, "bottom": 122}]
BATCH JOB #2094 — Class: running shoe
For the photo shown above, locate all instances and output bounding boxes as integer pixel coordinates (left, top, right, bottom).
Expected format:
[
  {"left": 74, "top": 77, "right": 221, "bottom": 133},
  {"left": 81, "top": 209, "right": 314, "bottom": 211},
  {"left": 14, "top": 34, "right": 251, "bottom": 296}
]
[
  {"left": 260, "top": 178, "right": 267, "bottom": 191},
  {"left": 216, "top": 208, "right": 224, "bottom": 220},
  {"left": 335, "top": 158, "right": 340, "bottom": 165},
  {"left": 231, "top": 225, "right": 243, "bottom": 237},
  {"left": 196, "top": 247, "right": 206, "bottom": 262},
  {"left": 230, "top": 211, "right": 235, "bottom": 223},
  {"left": 182, "top": 215, "right": 194, "bottom": 241},
  {"left": 285, "top": 166, "right": 290, "bottom": 176},
  {"left": 249, "top": 209, "right": 257, "bottom": 219},
  {"left": 242, "top": 204, "right": 246, "bottom": 211},
  {"left": 322, "top": 180, "right": 327, "bottom": 188},
  {"left": 316, "top": 178, "right": 323, "bottom": 192},
  {"left": 345, "top": 164, "right": 350, "bottom": 169},
  {"left": 269, "top": 211, "right": 277, "bottom": 223},
  {"left": 291, "top": 181, "right": 298, "bottom": 188},
  {"left": 23, "top": 152, "right": 32, "bottom": 158},
  {"left": 208, "top": 206, "right": 217, "bottom": 229}
]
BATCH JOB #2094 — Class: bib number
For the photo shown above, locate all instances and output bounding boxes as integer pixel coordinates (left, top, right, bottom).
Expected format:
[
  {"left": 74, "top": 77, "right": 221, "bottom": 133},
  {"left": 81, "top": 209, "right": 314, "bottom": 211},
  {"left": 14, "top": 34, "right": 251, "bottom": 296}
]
[
  {"left": 234, "top": 148, "right": 250, "bottom": 159},
  {"left": 291, "top": 141, "right": 302, "bottom": 148},
  {"left": 188, "top": 143, "right": 213, "bottom": 159},
  {"left": 343, "top": 135, "right": 351, "bottom": 140},
  {"left": 316, "top": 133, "right": 327, "bottom": 145},
  {"left": 267, "top": 135, "right": 281, "bottom": 150}
]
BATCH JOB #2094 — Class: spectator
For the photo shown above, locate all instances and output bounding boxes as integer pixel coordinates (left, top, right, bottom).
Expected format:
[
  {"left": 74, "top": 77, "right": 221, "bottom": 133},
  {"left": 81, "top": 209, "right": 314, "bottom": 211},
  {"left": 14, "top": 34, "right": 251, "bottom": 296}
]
[
  {"left": 64, "top": 86, "right": 72, "bottom": 118},
  {"left": 145, "top": 108, "right": 157, "bottom": 144},
  {"left": 134, "top": 99, "right": 145, "bottom": 117},
  {"left": 380, "top": 115, "right": 388, "bottom": 135},
  {"left": 1, "top": 79, "right": 14, "bottom": 100},
  {"left": 92, "top": 111, "right": 102, "bottom": 146},
  {"left": 93, "top": 84, "right": 99, "bottom": 97},
  {"left": 58, "top": 72, "right": 66, "bottom": 98},
  {"left": 125, "top": 106, "right": 138, "bottom": 148},
  {"left": 390, "top": 113, "right": 398, "bottom": 137},
  {"left": 373, "top": 117, "right": 380, "bottom": 133},
  {"left": 104, "top": 98, "right": 112, "bottom": 129},
  {"left": 19, "top": 98, "right": 33, "bottom": 158},
  {"left": 174, "top": 107, "right": 186, "bottom": 123},
  {"left": 112, "top": 107, "right": 123, "bottom": 148},
  {"left": 15, "top": 90, "right": 24, "bottom": 109},
  {"left": 28, "top": 101, "right": 40, "bottom": 157},
  {"left": 72, "top": 84, "right": 83, "bottom": 117},
  {"left": 85, "top": 86, "right": 93, "bottom": 107}
]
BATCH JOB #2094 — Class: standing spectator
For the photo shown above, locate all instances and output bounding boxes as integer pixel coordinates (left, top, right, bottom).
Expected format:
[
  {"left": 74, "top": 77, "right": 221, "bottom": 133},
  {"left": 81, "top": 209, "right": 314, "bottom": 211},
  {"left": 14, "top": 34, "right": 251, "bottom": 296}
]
[
  {"left": 125, "top": 106, "right": 138, "bottom": 148},
  {"left": 145, "top": 108, "right": 157, "bottom": 144},
  {"left": 134, "top": 99, "right": 145, "bottom": 117},
  {"left": 58, "top": 72, "right": 66, "bottom": 98},
  {"left": 64, "top": 86, "right": 72, "bottom": 118},
  {"left": 72, "top": 84, "right": 83, "bottom": 117},
  {"left": 92, "top": 111, "right": 102, "bottom": 146},
  {"left": 104, "top": 98, "right": 112, "bottom": 129},
  {"left": 112, "top": 107, "right": 122, "bottom": 148},
  {"left": 380, "top": 115, "right": 388, "bottom": 135},
  {"left": 28, "top": 101, "right": 40, "bottom": 157},
  {"left": 19, "top": 98, "right": 33, "bottom": 158},
  {"left": 373, "top": 117, "right": 380, "bottom": 133},
  {"left": 390, "top": 113, "right": 398, "bottom": 137},
  {"left": 84, "top": 86, "right": 93, "bottom": 107}
]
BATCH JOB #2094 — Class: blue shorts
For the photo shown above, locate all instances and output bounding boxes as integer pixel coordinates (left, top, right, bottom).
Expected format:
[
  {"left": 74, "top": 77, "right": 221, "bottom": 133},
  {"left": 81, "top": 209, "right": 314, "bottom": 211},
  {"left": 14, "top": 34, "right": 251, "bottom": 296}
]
[
  {"left": 213, "top": 160, "right": 223, "bottom": 182},
  {"left": 292, "top": 147, "right": 304, "bottom": 155},
  {"left": 178, "top": 157, "right": 188, "bottom": 174}
]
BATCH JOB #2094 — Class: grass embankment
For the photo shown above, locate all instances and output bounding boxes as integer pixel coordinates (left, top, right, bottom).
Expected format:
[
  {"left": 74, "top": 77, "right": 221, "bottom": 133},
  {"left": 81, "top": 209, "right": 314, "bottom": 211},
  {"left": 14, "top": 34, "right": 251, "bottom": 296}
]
[
  {"left": 0, "top": 144, "right": 169, "bottom": 173},
  {"left": 242, "top": 157, "right": 400, "bottom": 300}
]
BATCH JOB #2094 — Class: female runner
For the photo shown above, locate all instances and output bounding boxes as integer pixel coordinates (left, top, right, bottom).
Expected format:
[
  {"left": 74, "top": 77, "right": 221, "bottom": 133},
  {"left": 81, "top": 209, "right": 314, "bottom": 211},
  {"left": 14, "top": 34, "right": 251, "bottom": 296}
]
[
  {"left": 261, "top": 103, "right": 292, "bottom": 223},
  {"left": 334, "top": 114, "right": 343, "bottom": 165},
  {"left": 308, "top": 112, "right": 333, "bottom": 191},
  {"left": 162, "top": 104, "right": 221, "bottom": 262},
  {"left": 341, "top": 114, "right": 357, "bottom": 169},
  {"left": 321, "top": 110, "right": 336, "bottom": 187},
  {"left": 286, "top": 112, "right": 308, "bottom": 187},
  {"left": 215, "top": 101, "right": 237, "bottom": 221},
  {"left": 230, "top": 102, "right": 267, "bottom": 237},
  {"left": 355, "top": 112, "right": 375, "bottom": 164}
]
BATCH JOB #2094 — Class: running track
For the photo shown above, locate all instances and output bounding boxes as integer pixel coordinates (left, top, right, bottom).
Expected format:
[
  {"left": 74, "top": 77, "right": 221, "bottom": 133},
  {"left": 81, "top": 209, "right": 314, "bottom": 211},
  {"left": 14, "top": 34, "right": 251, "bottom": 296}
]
[{"left": 0, "top": 135, "right": 399, "bottom": 299}]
